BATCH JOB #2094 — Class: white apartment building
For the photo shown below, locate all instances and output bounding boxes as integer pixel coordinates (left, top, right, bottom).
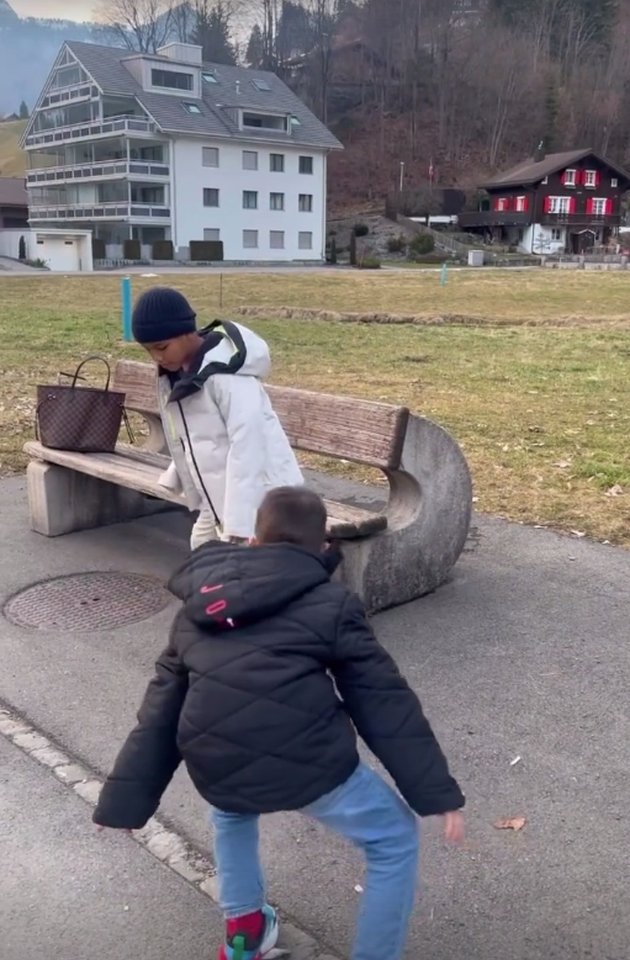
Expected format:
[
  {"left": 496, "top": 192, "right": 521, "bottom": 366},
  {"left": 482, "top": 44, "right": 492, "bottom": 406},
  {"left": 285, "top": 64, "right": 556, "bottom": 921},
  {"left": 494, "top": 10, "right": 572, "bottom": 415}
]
[{"left": 22, "top": 40, "right": 342, "bottom": 263}]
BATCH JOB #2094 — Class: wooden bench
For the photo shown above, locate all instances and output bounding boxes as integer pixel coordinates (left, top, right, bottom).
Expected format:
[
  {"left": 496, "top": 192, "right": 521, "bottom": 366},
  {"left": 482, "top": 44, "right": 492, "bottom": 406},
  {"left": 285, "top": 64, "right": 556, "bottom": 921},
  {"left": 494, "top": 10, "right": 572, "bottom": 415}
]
[{"left": 24, "top": 360, "right": 473, "bottom": 613}]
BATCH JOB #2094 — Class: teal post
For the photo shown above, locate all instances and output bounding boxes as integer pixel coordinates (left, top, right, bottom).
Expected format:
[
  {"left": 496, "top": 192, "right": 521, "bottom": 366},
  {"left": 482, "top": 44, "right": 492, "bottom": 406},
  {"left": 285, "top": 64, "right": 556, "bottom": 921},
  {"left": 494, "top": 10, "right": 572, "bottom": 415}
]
[
  {"left": 121, "top": 276, "right": 132, "bottom": 342},
  {"left": 440, "top": 263, "right": 448, "bottom": 286}
]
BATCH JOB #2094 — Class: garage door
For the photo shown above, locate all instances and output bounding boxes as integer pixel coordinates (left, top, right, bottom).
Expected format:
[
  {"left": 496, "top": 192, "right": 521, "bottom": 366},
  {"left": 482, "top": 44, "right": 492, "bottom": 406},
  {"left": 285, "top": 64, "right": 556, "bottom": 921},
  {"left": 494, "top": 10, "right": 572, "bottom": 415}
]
[{"left": 35, "top": 238, "right": 80, "bottom": 272}]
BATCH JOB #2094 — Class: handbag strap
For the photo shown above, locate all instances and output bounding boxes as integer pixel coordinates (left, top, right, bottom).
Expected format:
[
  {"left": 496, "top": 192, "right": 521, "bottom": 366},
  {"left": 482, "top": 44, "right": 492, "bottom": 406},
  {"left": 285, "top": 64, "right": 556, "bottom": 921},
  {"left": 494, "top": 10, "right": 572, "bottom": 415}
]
[{"left": 70, "top": 355, "right": 112, "bottom": 391}]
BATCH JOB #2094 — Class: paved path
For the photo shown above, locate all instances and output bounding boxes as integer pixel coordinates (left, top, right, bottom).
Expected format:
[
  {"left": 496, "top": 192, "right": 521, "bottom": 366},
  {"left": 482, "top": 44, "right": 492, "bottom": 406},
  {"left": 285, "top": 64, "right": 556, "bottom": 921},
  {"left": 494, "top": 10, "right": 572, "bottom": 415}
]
[{"left": 0, "top": 474, "right": 628, "bottom": 959}]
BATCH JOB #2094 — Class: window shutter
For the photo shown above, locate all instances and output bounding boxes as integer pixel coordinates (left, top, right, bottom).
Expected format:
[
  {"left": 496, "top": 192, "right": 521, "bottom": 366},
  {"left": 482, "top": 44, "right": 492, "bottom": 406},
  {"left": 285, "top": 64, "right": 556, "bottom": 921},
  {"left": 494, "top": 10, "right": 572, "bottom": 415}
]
[
  {"left": 569, "top": 196, "right": 577, "bottom": 214},
  {"left": 574, "top": 170, "right": 582, "bottom": 186},
  {"left": 522, "top": 196, "right": 529, "bottom": 212},
  {"left": 561, "top": 171, "right": 567, "bottom": 186},
  {"left": 595, "top": 171, "right": 602, "bottom": 187},
  {"left": 606, "top": 198, "right": 614, "bottom": 215},
  {"left": 585, "top": 198, "right": 593, "bottom": 215},
  {"left": 544, "top": 196, "right": 552, "bottom": 213}
]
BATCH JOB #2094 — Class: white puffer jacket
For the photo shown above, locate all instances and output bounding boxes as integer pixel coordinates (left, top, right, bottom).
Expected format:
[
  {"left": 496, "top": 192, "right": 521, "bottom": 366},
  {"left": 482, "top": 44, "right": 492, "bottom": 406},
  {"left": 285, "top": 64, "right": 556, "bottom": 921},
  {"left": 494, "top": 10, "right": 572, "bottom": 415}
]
[{"left": 157, "top": 321, "right": 303, "bottom": 539}]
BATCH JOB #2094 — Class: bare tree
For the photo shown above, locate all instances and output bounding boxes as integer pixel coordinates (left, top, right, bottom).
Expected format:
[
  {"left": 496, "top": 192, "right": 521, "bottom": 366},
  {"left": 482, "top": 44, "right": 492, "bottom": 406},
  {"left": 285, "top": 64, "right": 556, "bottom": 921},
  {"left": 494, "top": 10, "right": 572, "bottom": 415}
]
[{"left": 97, "top": 0, "right": 177, "bottom": 53}]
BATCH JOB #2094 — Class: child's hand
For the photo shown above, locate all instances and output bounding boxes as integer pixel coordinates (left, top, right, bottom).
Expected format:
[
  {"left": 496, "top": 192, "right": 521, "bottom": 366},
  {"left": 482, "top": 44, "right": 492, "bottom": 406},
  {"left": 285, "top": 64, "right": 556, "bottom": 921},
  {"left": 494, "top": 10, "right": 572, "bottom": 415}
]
[{"left": 441, "top": 810, "right": 465, "bottom": 845}]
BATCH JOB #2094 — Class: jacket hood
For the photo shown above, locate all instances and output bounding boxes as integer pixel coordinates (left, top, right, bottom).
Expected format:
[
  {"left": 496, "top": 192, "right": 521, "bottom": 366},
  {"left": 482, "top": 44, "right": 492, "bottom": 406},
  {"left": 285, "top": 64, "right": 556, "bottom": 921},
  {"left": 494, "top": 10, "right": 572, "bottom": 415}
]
[
  {"left": 169, "top": 543, "right": 341, "bottom": 629},
  {"left": 166, "top": 320, "right": 270, "bottom": 403}
]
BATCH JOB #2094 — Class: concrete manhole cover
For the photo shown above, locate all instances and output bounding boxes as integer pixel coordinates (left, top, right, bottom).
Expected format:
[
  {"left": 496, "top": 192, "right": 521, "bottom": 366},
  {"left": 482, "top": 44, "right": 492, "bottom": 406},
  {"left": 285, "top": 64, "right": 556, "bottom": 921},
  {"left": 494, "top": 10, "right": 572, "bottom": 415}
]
[{"left": 4, "top": 572, "right": 172, "bottom": 631}]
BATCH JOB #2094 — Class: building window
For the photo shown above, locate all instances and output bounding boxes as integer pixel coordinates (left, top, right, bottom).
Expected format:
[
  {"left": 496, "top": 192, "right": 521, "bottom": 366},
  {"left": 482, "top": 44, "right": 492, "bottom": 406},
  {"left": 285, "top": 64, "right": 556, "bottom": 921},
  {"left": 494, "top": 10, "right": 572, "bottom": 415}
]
[
  {"left": 545, "top": 196, "right": 573, "bottom": 214},
  {"left": 243, "top": 112, "right": 287, "bottom": 131},
  {"left": 203, "top": 147, "right": 219, "bottom": 167},
  {"left": 183, "top": 102, "right": 202, "bottom": 114},
  {"left": 243, "top": 150, "right": 258, "bottom": 171},
  {"left": 493, "top": 196, "right": 510, "bottom": 212},
  {"left": 270, "top": 153, "right": 285, "bottom": 172},
  {"left": 270, "top": 230, "right": 285, "bottom": 249},
  {"left": 584, "top": 170, "right": 598, "bottom": 188},
  {"left": 542, "top": 176, "right": 549, "bottom": 185},
  {"left": 299, "top": 194, "right": 313, "bottom": 212},
  {"left": 587, "top": 197, "right": 612, "bottom": 216},
  {"left": 551, "top": 228, "right": 563, "bottom": 241},
  {"left": 204, "top": 228, "right": 220, "bottom": 241},
  {"left": 252, "top": 78, "right": 272, "bottom": 92},
  {"left": 152, "top": 69, "right": 193, "bottom": 91},
  {"left": 243, "top": 230, "right": 258, "bottom": 249},
  {"left": 243, "top": 190, "right": 258, "bottom": 210},
  {"left": 203, "top": 188, "right": 219, "bottom": 207},
  {"left": 562, "top": 168, "right": 577, "bottom": 187},
  {"left": 298, "top": 231, "right": 313, "bottom": 250},
  {"left": 611, "top": 178, "right": 619, "bottom": 188},
  {"left": 299, "top": 156, "right": 314, "bottom": 175},
  {"left": 514, "top": 195, "right": 528, "bottom": 213},
  {"left": 270, "top": 192, "right": 285, "bottom": 211},
  {"left": 203, "top": 71, "right": 218, "bottom": 84}
]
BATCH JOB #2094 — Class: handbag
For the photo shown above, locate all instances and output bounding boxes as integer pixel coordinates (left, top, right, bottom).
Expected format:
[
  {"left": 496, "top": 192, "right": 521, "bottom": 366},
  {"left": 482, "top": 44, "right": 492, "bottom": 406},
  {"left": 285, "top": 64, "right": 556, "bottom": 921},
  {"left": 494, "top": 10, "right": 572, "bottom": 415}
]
[{"left": 35, "top": 356, "right": 129, "bottom": 453}]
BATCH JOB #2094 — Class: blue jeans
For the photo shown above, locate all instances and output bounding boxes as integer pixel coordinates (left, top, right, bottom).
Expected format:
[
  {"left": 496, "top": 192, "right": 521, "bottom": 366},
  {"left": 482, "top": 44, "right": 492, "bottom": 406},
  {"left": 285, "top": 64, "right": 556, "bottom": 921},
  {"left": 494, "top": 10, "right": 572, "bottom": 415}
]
[{"left": 210, "top": 763, "right": 420, "bottom": 960}]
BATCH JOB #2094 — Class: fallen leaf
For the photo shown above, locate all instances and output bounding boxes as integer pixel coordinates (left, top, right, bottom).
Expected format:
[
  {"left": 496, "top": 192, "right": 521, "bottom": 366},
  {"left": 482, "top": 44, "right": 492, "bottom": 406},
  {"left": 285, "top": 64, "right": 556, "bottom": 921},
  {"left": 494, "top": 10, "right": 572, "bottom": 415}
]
[
  {"left": 553, "top": 460, "right": 571, "bottom": 469},
  {"left": 494, "top": 816, "right": 527, "bottom": 832},
  {"left": 571, "top": 530, "right": 586, "bottom": 538}
]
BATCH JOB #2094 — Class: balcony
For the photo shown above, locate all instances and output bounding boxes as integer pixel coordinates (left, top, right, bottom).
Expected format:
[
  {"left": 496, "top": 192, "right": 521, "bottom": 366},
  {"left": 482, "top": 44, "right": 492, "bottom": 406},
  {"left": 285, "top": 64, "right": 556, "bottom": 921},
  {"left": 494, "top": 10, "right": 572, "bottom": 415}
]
[
  {"left": 28, "top": 202, "right": 171, "bottom": 223},
  {"left": 26, "top": 116, "right": 157, "bottom": 149},
  {"left": 26, "top": 159, "right": 170, "bottom": 186},
  {"left": 458, "top": 210, "right": 531, "bottom": 228},
  {"left": 540, "top": 213, "right": 621, "bottom": 228}
]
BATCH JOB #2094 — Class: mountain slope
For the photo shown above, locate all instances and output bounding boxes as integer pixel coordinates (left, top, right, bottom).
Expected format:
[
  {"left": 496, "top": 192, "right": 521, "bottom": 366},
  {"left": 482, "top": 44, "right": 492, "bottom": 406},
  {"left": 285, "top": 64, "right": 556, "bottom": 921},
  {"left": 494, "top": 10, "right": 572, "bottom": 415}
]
[{"left": 0, "top": 119, "right": 27, "bottom": 177}]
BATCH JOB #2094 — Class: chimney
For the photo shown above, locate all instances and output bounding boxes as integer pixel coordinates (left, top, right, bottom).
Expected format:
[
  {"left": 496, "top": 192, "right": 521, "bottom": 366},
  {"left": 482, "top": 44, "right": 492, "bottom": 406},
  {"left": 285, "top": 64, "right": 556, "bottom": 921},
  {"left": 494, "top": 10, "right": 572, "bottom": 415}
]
[
  {"left": 534, "top": 140, "right": 545, "bottom": 163},
  {"left": 235, "top": 80, "right": 241, "bottom": 95},
  {"left": 157, "top": 42, "right": 202, "bottom": 66}
]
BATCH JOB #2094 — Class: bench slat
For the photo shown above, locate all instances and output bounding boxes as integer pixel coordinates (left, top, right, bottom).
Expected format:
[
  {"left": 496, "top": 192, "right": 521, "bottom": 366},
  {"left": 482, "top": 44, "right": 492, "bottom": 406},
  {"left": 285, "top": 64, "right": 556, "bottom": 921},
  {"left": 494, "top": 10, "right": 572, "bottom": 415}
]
[
  {"left": 24, "top": 442, "right": 386, "bottom": 540},
  {"left": 266, "top": 385, "right": 409, "bottom": 470},
  {"left": 112, "top": 360, "right": 409, "bottom": 471}
]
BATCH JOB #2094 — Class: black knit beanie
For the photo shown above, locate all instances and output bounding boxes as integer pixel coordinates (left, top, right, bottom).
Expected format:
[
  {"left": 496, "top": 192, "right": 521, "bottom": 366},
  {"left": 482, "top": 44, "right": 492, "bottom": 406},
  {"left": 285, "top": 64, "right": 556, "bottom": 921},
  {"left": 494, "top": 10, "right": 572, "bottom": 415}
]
[{"left": 132, "top": 287, "right": 197, "bottom": 343}]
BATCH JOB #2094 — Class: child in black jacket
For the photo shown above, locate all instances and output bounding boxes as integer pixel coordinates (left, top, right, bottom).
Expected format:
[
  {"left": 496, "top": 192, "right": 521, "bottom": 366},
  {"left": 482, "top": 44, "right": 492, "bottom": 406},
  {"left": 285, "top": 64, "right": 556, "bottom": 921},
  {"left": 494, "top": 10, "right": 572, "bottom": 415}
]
[{"left": 94, "top": 486, "right": 465, "bottom": 960}]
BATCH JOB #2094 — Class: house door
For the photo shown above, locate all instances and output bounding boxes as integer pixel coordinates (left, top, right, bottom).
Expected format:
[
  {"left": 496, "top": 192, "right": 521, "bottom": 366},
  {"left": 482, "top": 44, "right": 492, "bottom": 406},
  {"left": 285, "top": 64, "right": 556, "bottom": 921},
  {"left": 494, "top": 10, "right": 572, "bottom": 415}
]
[{"left": 572, "top": 230, "right": 596, "bottom": 254}]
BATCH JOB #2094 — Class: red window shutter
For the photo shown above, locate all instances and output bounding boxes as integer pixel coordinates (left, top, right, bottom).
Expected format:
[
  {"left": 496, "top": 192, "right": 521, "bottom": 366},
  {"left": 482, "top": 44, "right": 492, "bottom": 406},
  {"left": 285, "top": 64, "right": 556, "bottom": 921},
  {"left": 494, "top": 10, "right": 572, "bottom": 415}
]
[
  {"left": 585, "top": 198, "right": 593, "bottom": 215},
  {"left": 569, "top": 197, "right": 577, "bottom": 214},
  {"left": 574, "top": 170, "right": 582, "bottom": 186},
  {"left": 493, "top": 197, "right": 501, "bottom": 212},
  {"left": 561, "top": 171, "right": 567, "bottom": 186},
  {"left": 596, "top": 171, "right": 602, "bottom": 187},
  {"left": 522, "top": 196, "right": 529, "bottom": 212},
  {"left": 543, "top": 196, "right": 552, "bottom": 213},
  {"left": 606, "top": 198, "right": 614, "bottom": 215}
]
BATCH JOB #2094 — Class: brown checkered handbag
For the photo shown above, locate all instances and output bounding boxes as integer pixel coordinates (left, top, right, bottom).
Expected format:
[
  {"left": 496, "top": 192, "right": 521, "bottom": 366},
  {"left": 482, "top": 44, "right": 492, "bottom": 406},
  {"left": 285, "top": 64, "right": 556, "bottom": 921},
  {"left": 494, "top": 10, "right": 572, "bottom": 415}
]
[{"left": 36, "top": 356, "right": 127, "bottom": 453}]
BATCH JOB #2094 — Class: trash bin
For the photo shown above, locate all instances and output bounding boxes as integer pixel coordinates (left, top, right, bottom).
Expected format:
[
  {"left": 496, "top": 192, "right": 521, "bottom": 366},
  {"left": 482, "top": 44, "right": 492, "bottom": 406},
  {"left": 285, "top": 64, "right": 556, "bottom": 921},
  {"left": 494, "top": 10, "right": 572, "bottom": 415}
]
[{"left": 468, "top": 250, "right": 484, "bottom": 267}]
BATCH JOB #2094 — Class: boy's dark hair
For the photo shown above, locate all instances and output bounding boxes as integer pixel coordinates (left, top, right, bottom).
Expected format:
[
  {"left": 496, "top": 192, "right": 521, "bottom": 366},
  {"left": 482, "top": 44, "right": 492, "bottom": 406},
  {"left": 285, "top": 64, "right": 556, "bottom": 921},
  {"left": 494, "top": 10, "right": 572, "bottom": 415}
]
[{"left": 255, "top": 487, "right": 327, "bottom": 552}]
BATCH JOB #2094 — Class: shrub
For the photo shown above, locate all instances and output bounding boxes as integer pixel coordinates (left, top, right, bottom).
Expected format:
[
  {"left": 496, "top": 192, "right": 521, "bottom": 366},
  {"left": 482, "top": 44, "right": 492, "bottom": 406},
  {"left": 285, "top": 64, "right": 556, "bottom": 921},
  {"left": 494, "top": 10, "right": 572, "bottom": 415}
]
[
  {"left": 92, "top": 237, "right": 106, "bottom": 260},
  {"left": 409, "top": 233, "right": 435, "bottom": 256},
  {"left": 387, "top": 235, "right": 407, "bottom": 254},
  {"left": 357, "top": 256, "right": 381, "bottom": 270},
  {"left": 353, "top": 222, "right": 369, "bottom": 237},
  {"left": 123, "top": 238, "right": 141, "bottom": 261},
  {"left": 152, "top": 240, "right": 174, "bottom": 260},
  {"left": 190, "top": 240, "right": 224, "bottom": 261}
]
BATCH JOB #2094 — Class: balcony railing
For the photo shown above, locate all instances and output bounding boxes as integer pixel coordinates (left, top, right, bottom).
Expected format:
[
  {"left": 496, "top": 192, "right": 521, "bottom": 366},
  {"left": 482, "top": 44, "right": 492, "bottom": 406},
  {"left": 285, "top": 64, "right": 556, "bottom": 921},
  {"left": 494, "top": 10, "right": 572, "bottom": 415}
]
[
  {"left": 541, "top": 213, "right": 621, "bottom": 227},
  {"left": 28, "top": 202, "right": 171, "bottom": 222},
  {"left": 27, "top": 159, "right": 170, "bottom": 185},
  {"left": 26, "top": 116, "right": 157, "bottom": 148},
  {"left": 458, "top": 210, "right": 531, "bottom": 228}
]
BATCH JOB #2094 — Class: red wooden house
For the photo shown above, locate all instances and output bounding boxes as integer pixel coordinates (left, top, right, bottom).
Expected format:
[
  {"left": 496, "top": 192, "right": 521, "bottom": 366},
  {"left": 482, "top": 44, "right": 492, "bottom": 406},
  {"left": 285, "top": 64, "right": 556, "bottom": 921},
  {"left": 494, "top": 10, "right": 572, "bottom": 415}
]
[{"left": 459, "top": 149, "right": 630, "bottom": 254}]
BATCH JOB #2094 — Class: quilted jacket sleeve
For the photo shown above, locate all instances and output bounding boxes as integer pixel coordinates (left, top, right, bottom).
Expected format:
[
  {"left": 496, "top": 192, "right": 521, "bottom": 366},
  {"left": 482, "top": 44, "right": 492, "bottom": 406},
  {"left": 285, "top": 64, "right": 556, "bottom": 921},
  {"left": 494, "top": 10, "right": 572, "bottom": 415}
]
[
  {"left": 93, "top": 639, "right": 188, "bottom": 830},
  {"left": 330, "top": 594, "right": 465, "bottom": 817},
  {"left": 210, "top": 374, "right": 269, "bottom": 539}
]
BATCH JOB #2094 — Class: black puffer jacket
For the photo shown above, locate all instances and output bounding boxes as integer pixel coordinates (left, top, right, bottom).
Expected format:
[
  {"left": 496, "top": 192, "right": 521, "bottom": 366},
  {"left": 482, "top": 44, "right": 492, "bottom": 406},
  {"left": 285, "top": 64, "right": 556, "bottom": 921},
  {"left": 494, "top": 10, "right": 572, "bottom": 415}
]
[{"left": 93, "top": 543, "right": 464, "bottom": 829}]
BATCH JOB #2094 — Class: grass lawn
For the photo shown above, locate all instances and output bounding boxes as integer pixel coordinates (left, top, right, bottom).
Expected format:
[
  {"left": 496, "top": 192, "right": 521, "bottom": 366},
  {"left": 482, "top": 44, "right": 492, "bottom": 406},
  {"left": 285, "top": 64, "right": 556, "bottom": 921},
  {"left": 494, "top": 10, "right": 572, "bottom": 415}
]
[{"left": 1, "top": 270, "right": 629, "bottom": 545}]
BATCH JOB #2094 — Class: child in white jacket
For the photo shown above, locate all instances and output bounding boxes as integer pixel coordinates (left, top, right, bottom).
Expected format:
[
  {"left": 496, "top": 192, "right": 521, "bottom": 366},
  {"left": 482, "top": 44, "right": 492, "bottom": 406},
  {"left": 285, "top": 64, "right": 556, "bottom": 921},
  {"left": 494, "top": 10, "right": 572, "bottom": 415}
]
[{"left": 132, "top": 286, "right": 303, "bottom": 548}]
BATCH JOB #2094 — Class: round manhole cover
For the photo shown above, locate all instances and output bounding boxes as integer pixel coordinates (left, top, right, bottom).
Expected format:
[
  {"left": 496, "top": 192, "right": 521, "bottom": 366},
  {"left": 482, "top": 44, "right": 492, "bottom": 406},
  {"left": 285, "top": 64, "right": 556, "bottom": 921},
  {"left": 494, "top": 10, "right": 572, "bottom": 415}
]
[{"left": 4, "top": 572, "right": 172, "bottom": 631}]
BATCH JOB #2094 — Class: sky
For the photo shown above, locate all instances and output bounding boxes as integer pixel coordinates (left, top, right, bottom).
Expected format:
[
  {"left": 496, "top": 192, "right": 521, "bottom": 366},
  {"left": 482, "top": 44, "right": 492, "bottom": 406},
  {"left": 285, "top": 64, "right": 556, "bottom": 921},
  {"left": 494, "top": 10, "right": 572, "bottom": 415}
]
[{"left": 9, "top": 1, "right": 97, "bottom": 21}]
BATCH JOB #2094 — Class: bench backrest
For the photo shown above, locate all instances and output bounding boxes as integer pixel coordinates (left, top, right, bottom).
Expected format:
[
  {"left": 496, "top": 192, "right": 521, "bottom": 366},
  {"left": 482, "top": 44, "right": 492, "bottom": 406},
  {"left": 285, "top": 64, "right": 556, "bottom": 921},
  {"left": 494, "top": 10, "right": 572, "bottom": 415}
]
[{"left": 113, "top": 359, "right": 409, "bottom": 471}]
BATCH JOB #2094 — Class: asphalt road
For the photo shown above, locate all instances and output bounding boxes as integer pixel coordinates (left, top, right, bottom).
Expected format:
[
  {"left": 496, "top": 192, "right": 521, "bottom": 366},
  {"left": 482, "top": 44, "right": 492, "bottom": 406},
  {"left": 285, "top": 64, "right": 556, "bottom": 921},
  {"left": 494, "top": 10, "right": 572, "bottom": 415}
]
[{"left": 0, "top": 474, "right": 628, "bottom": 960}]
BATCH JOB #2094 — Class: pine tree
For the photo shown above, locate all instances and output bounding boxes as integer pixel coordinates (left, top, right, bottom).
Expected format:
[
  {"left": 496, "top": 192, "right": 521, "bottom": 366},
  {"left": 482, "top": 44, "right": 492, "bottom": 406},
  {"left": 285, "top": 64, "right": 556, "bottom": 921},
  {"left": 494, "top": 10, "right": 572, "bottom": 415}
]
[
  {"left": 192, "top": 0, "right": 236, "bottom": 65},
  {"left": 246, "top": 24, "right": 265, "bottom": 69},
  {"left": 18, "top": 100, "right": 29, "bottom": 119}
]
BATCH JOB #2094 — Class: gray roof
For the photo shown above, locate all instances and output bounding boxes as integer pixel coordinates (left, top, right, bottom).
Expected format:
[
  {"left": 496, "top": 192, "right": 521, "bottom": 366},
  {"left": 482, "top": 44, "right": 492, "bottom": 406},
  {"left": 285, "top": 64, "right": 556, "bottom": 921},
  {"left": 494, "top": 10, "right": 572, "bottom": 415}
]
[
  {"left": 0, "top": 176, "right": 27, "bottom": 206},
  {"left": 482, "top": 149, "right": 630, "bottom": 189},
  {"left": 65, "top": 41, "right": 342, "bottom": 150}
]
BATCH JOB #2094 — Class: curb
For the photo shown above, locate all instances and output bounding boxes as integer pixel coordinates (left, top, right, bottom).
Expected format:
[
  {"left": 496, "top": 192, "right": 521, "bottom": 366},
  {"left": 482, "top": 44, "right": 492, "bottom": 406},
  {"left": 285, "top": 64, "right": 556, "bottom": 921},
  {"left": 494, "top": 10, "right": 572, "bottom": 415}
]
[{"left": 0, "top": 702, "right": 338, "bottom": 960}]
